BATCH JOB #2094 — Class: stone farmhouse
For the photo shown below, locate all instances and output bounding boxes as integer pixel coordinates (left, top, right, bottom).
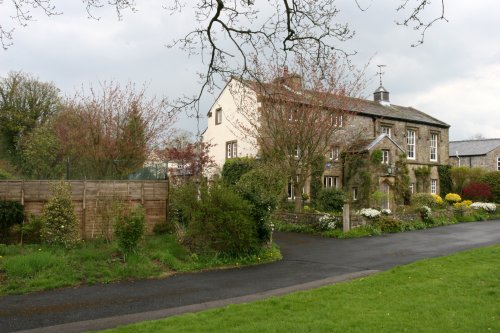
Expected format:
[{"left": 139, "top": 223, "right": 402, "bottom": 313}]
[
  {"left": 202, "top": 73, "right": 450, "bottom": 209},
  {"left": 449, "top": 138, "right": 500, "bottom": 171}
]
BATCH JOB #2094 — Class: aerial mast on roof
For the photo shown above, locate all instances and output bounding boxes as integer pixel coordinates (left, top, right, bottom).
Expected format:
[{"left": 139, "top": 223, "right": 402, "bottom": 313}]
[{"left": 376, "top": 64, "right": 386, "bottom": 87}]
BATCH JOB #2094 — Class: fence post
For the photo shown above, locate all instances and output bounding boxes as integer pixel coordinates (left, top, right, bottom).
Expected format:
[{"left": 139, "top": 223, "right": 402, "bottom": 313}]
[
  {"left": 82, "top": 179, "right": 87, "bottom": 240},
  {"left": 343, "top": 203, "right": 350, "bottom": 233}
]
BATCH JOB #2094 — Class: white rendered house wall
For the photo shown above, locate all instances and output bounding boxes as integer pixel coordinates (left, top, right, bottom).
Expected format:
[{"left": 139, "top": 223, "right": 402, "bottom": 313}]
[{"left": 202, "top": 79, "right": 260, "bottom": 174}]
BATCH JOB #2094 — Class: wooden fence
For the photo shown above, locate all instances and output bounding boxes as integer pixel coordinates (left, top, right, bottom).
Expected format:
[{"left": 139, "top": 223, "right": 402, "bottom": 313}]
[{"left": 0, "top": 180, "right": 168, "bottom": 240}]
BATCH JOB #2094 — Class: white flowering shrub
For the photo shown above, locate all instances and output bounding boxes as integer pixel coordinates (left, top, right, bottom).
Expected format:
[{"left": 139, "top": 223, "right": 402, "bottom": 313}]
[
  {"left": 419, "top": 205, "right": 432, "bottom": 223},
  {"left": 470, "top": 202, "right": 497, "bottom": 212},
  {"left": 359, "top": 208, "right": 381, "bottom": 219},
  {"left": 318, "top": 214, "right": 338, "bottom": 230},
  {"left": 381, "top": 209, "right": 392, "bottom": 215}
]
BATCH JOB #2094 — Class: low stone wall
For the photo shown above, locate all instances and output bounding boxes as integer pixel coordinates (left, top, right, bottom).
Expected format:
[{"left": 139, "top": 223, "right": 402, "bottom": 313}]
[{"left": 273, "top": 211, "right": 325, "bottom": 226}]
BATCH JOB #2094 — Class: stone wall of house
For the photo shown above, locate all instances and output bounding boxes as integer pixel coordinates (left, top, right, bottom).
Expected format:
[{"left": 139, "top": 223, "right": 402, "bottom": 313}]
[
  {"left": 333, "top": 113, "right": 449, "bottom": 195},
  {"left": 449, "top": 147, "right": 500, "bottom": 172},
  {"left": 486, "top": 147, "right": 500, "bottom": 171}
]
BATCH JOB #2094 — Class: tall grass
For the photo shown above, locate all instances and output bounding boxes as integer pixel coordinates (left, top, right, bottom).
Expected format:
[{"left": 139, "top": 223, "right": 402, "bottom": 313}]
[{"left": 0, "top": 234, "right": 281, "bottom": 295}]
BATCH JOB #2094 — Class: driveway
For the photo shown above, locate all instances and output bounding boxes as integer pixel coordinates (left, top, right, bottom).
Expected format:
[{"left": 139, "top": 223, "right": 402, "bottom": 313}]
[{"left": 1, "top": 221, "right": 499, "bottom": 333}]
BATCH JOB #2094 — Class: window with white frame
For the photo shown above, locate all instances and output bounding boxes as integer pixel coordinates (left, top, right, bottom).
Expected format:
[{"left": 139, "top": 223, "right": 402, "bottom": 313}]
[
  {"left": 382, "top": 150, "right": 390, "bottom": 164},
  {"left": 430, "top": 133, "right": 438, "bottom": 162},
  {"left": 329, "top": 146, "right": 340, "bottom": 161},
  {"left": 381, "top": 125, "right": 392, "bottom": 138},
  {"left": 215, "top": 108, "right": 222, "bottom": 125},
  {"left": 288, "top": 176, "right": 304, "bottom": 199},
  {"left": 497, "top": 157, "right": 500, "bottom": 171},
  {"left": 407, "top": 129, "right": 416, "bottom": 160},
  {"left": 294, "top": 145, "right": 300, "bottom": 158},
  {"left": 431, "top": 179, "right": 437, "bottom": 194},
  {"left": 409, "top": 183, "right": 415, "bottom": 194},
  {"left": 324, "top": 176, "right": 339, "bottom": 189},
  {"left": 333, "top": 114, "right": 343, "bottom": 127},
  {"left": 226, "top": 141, "right": 237, "bottom": 159}
]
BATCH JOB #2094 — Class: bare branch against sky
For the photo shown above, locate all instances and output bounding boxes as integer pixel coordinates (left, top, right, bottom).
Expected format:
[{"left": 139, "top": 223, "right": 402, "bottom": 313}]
[{"left": 1, "top": 1, "right": 499, "bottom": 140}]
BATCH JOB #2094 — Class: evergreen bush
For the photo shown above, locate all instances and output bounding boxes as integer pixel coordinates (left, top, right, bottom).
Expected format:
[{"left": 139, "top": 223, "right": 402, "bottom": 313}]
[
  {"left": 114, "top": 203, "right": 146, "bottom": 256},
  {"left": 236, "top": 164, "right": 286, "bottom": 243},
  {"left": 411, "top": 193, "right": 435, "bottom": 208},
  {"left": 221, "top": 157, "right": 255, "bottom": 186},
  {"left": 40, "top": 182, "right": 79, "bottom": 248},
  {"left": 186, "top": 184, "right": 259, "bottom": 256},
  {"left": 0, "top": 200, "right": 24, "bottom": 242},
  {"left": 314, "top": 188, "right": 345, "bottom": 212},
  {"left": 481, "top": 171, "right": 500, "bottom": 203}
]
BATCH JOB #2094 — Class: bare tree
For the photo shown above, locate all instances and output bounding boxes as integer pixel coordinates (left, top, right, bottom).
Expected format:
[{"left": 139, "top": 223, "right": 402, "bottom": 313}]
[
  {"left": 230, "top": 56, "right": 367, "bottom": 211},
  {"left": 53, "top": 81, "right": 176, "bottom": 179},
  {"left": 1, "top": 1, "right": 447, "bottom": 108}
]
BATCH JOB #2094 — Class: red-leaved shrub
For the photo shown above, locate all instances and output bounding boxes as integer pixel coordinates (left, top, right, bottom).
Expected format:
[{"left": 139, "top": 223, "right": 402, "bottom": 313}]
[{"left": 462, "top": 182, "right": 493, "bottom": 201}]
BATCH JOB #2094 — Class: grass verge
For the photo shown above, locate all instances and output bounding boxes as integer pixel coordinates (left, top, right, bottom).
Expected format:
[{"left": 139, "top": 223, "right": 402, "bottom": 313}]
[
  {"left": 0, "top": 234, "right": 281, "bottom": 296},
  {"left": 101, "top": 244, "right": 500, "bottom": 333}
]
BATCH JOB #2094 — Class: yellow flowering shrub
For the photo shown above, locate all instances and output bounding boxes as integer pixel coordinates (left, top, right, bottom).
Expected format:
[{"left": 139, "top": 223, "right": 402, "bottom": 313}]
[
  {"left": 453, "top": 200, "right": 472, "bottom": 209},
  {"left": 445, "top": 193, "right": 462, "bottom": 204},
  {"left": 431, "top": 194, "right": 443, "bottom": 205}
]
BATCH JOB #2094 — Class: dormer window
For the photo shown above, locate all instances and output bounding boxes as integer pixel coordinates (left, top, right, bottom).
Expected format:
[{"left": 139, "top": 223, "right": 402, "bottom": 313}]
[{"left": 381, "top": 125, "right": 392, "bottom": 138}]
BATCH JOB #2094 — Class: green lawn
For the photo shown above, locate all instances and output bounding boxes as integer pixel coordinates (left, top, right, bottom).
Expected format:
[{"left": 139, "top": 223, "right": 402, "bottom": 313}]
[
  {"left": 101, "top": 245, "right": 500, "bottom": 333},
  {"left": 0, "top": 234, "right": 281, "bottom": 296}
]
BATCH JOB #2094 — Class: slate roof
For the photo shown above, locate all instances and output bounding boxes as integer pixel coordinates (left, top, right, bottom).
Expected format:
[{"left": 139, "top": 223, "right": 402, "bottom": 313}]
[
  {"left": 238, "top": 77, "right": 450, "bottom": 129},
  {"left": 347, "top": 98, "right": 450, "bottom": 128},
  {"left": 449, "top": 139, "right": 500, "bottom": 157}
]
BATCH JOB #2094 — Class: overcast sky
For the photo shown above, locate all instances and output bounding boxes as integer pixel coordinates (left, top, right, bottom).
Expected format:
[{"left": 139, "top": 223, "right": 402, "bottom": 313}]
[{"left": 1, "top": 0, "right": 499, "bottom": 141}]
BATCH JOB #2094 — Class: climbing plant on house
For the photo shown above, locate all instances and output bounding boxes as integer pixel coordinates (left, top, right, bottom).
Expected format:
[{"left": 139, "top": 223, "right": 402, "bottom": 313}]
[
  {"left": 394, "top": 154, "right": 411, "bottom": 205},
  {"left": 414, "top": 166, "right": 431, "bottom": 193}
]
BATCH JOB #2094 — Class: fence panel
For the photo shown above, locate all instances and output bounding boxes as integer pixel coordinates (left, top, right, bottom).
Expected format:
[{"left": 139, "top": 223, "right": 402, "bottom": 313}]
[{"left": 0, "top": 180, "right": 168, "bottom": 240}]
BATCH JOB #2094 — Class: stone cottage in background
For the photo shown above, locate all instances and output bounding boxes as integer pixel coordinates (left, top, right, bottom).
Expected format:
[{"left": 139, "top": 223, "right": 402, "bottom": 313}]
[
  {"left": 202, "top": 72, "right": 450, "bottom": 210},
  {"left": 449, "top": 138, "right": 500, "bottom": 171}
]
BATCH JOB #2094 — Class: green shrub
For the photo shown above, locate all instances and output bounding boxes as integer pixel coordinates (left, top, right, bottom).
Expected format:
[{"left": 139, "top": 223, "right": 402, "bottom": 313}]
[
  {"left": 21, "top": 214, "right": 43, "bottom": 244},
  {"left": 236, "top": 163, "right": 286, "bottom": 242},
  {"left": 411, "top": 193, "right": 435, "bottom": 208},
  {"left": 314, "top": 188, "right": 345, "bottom": 212},
  {"left": 40, "top": 182, "right": 79, "bottom": 248},
  {"left": 114, "top": 204, "right": 146, "bottom": 256},
  {"left": 186, "top": 184, "right": 259, "bottom": 256},
  {"left": 419, "top": 205, "right": 433, "bottom": 224},
  {"left": 481, "top": 171, "right": 500, "bottom": 203},
  {"left": 0, "top": 200, "right": 24, "bottom": 242},
  {"left": 221, "top": 157, "right": 256, "bottom": 186},
  {"left": 168, "top": 182, "right": 200, "bottom": 227},
  {"left": 0, "top": 168, "right": 13, "bottom": 179},
  {"left": 375, "top": 216, "right": 404, "bottom": 233},
  {"left": 451, "top": 167, "right": 487, "bottom": 194}
]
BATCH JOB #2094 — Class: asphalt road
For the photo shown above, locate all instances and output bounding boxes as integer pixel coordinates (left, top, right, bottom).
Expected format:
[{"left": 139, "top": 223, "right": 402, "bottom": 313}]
[{"left": 1, "top": 221, "right": 499, "bottom": 333}]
